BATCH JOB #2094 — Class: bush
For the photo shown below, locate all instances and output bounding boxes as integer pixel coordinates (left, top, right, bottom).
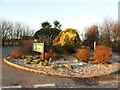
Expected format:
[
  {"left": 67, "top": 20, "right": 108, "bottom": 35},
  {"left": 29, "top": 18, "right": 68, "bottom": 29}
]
[
  {"left": 43, "top": 60, "right": 48, "bottom": 66},
  {"left": 10, "top": 50, "right": 22, "bottom": 59},
  {"left": 20, "top": 56, "right": 26, "bottom": 59},
  {"left": 50, "top": 65, "right": 57, "bottom": 70},
  {"left": 53, "top": 28, "right": 81, "bottom": 47},
  {"left": 88, "top": 45, "right": 112, "bottom": 64},
  {"left": 34, "top": 59, "right": 41, "bottom": 64},
  {"left": 20, "top": 40, "right": 33, "bottom": 55},
  {"left": 76, "top": 49, "right": 90, "bottom": 61},
  {"left": 25, "top": 60, "right": 32, "bottom": 64},
  {"left": 25, "top": 57, "right": 33, "bottom": 64},
  {"left": 27, "top": 57, "right": 33, "bottom": 62},
  {"left": 36, "top": 59, "right": 48, "bottom": 66}
]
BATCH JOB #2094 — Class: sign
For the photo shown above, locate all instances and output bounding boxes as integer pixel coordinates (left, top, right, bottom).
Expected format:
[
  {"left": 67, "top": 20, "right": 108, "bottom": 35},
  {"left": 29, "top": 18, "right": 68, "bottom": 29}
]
[{"left": 33, "top": 43, "right": 44, "bottom": 52}]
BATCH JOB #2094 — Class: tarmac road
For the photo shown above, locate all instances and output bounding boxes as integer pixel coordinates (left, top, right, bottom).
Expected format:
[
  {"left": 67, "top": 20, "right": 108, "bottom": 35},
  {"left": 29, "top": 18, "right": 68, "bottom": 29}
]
[{"left": 1, "top": 46, "right": 120, "bottom": 88}]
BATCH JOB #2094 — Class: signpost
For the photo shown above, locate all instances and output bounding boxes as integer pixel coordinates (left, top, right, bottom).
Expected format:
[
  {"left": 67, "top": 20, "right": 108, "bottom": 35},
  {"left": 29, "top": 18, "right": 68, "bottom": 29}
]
[{"left": 33, "top": 43, "right": 45, "bottom": 59}]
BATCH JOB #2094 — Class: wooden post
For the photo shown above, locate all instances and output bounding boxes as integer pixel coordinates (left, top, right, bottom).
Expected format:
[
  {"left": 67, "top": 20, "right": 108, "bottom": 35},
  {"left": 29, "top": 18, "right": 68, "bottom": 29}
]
[
  {"left": 94, "top": 42, "right": 96, "bottom": 50},
  {"left": 42, "top": 52, "right": 45, "bottom": 60},
  {"left": 42, "top": 43, "right": 45, "bottom": 60}
]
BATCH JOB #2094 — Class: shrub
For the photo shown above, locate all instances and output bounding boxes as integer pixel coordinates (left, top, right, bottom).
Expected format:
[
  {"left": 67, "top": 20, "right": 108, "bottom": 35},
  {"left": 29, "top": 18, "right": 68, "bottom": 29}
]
[
  {"left": 20, "top": 40, "right": 33, "bottom": 55},
  {"left": 25, "top": 60, "right": 31, "bottom": 64},
  {"left": 27, "top": 57, "right": 33, "bottom": 62},
  {"left": 20, "top": 56, "right": 26, "bottom": 59},
  {"left": 86, "top": 46, "right": 91, "bottom": 50},
  {"left": 50, "top": 65, "right": 57, "bottom": 70},
  {"left": 88, "top": 45, "right": 112, "bottom": 64},
  {"left": 53, "top": 28, "right": 81, "bottom": 47},
  {"left": 25, "top": 57, "right": 33, "bottom": 64},
  {"left": 76, "top": 49, "right": 90, "bottom": 61},
  {"left": 43, "top": 60, "right": 48, "bottom": 66},
  {"left": 34, "top": 59, "right": 41, "bottom": 64},
  {"left": 10, "top": 50, "right": 22, "bottom": 59}
]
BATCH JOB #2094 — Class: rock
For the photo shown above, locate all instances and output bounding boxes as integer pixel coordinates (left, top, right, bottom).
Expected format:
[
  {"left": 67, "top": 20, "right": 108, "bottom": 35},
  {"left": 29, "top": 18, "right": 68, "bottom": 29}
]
[
  {"left": 73, "top": 59, "right": 79, "bottom": 62},
  {"left": 79, "top": 62, "right": 84, "bottom": 65},
  {"left": 38, "top": 62, "right": 43, "bottom": 66}
]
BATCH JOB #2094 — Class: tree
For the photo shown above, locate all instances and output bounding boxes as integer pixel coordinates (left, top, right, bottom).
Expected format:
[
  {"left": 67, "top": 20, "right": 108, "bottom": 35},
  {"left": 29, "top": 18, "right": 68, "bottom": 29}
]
[
  {"left": 84, "top": 25, "right": 99, "bottom": 49},
  {"left": 34, "top": 21, "right": 61, "bottom": 45},
  {"left": 1, "top": 19, "right": 13, "bottom": 40},
  {"left": 98, "top": 18, "right": 120, "bottom": 52},
  {"left": 41, "top": 21, "right": 51, "bottom": 28},
  {"left": 53, "top": 20, "right": 61, "bottom": 30},
  {"left": 98, "top": 19, "right": 116, "bottom": 47},
  {"left": 0, "top": 18, "right": 34, "bottom": 40}
]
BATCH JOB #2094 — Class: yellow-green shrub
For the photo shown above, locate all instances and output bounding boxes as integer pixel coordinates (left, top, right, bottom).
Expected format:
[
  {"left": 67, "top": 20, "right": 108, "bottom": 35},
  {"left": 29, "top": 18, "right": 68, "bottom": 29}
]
[
  {"left": 34, "top": 59, "right": 41, "bottom": 64},
  {"left": 53, "top": 28, "right": 81, "bottom": 47},
  {"left": 25, "top": 60, "right": 31, "bottom": 64},
  {"left": 50, "top": 65, "right": 57, "bottom": 70}
]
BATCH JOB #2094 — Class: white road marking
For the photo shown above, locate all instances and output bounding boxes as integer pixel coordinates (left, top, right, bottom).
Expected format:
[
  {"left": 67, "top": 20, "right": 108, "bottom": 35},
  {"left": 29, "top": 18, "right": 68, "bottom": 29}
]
[
  {"left": 34, "top": 83, "right": 56, "bottom": 88},
  {"left": 1, "top": 85, "right": 22, "bottom": 89}
]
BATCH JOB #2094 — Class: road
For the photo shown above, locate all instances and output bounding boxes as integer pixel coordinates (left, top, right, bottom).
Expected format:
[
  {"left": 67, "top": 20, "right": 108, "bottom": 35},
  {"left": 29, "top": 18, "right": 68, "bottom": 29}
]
[{"left": 1, "top": 46, "right": 120, "bottom": 88}]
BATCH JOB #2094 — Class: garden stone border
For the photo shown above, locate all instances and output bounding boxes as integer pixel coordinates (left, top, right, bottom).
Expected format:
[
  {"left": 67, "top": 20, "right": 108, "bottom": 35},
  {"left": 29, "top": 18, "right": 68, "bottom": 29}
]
[{"left": 3, "top": 58, "right": 119, "bottom": 78}]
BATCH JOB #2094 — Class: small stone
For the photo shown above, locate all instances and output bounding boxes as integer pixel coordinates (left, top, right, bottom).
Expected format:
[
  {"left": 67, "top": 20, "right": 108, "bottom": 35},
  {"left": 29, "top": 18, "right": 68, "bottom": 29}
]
[
  {"left": 79, "top": 62, "right": 84, "bottom": 65},
  {"left": 73, "top": 59, "right": 79, "bottom": 62},
  {"left": 49, "top": 58, "right": 52, "bottom": 62},
  {"left": 38, "top": 62, "right": 43, "bottom": 66}
]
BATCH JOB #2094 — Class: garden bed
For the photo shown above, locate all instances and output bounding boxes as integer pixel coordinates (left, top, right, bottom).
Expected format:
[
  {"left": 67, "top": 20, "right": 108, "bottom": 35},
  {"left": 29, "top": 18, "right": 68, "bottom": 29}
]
[{"left": 4, "top": 55, "right": 120, "bottom": 78}]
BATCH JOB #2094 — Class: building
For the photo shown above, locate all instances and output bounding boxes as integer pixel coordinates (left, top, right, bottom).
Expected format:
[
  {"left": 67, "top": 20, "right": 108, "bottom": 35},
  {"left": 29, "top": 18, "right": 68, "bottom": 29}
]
[{"left": 118, "top": 1, "right": 120, "bottom": 23}]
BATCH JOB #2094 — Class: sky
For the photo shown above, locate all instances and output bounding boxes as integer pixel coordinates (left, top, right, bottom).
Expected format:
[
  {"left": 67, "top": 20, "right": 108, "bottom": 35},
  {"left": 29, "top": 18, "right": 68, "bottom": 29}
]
[{"left": 0, "top": 0, "right": 119, "bottom": 34}]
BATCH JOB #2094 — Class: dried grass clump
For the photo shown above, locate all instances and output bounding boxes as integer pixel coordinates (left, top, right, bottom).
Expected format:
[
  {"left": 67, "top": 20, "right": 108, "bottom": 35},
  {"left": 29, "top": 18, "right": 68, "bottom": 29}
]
[
  {"left": 76, "top": 49, "right": 90, "bottom": 61},
  {"left": 89, "top": 45, "right": 112, "bottom": 64},
  {"left": 10, "top": 50, "right": 22, "bottom": 59}
]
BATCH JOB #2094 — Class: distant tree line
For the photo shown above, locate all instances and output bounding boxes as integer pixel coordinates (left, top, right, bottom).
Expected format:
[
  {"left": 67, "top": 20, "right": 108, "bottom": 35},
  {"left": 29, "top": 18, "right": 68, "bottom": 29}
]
[
  {"left": 83, "top": 18, "right": 120, "bottom": 52},
  {"left": 0, "top": 18, "right": 34, "bottom": 40}
]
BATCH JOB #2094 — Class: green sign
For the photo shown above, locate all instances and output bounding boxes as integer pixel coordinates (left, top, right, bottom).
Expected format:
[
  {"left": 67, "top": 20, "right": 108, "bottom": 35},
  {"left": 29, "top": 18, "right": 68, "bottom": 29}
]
[{"left": 33, "top": 43, "right": 44, "bottom": 52}]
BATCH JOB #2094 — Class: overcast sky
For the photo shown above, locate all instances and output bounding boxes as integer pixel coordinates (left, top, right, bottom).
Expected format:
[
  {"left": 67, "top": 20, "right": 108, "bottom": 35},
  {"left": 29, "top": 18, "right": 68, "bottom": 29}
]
[{"left": 0, "top": 0, "right": 119, "bottom": 34}]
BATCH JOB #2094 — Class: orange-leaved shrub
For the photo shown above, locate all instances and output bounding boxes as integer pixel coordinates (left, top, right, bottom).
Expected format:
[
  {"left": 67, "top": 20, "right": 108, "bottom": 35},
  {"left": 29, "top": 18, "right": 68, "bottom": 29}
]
[
  {"left": 10, "top": 50, "right": 22, "bottom": 59},
  {"left": 76, "top": 49, "right": 90, "bottom": 61},
  {"left": 89, "top": 45, "right": 112, "bottom": 64}
]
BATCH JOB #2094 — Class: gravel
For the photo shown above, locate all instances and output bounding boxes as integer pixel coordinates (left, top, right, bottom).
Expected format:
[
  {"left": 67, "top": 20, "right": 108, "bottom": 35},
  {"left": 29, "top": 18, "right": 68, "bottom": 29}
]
[{"left": 6, "top": 55, "right": 120, "bottom": 78}]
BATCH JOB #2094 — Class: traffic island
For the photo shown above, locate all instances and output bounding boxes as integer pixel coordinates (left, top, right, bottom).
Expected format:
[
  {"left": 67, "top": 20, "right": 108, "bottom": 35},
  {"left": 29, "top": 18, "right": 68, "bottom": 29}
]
[{"left": 3, "top": 55, "right": 120, "bottom": 78}]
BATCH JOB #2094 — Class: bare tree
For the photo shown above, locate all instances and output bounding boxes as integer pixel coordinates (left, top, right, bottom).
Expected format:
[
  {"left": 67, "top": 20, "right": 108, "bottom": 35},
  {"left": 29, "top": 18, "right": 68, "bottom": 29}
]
[
  {"left": 0, "top": 18, "right": 35, "bottom": 40},
  {"left": 98, "top": 18, "right": 116, "bottom": 46}
]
